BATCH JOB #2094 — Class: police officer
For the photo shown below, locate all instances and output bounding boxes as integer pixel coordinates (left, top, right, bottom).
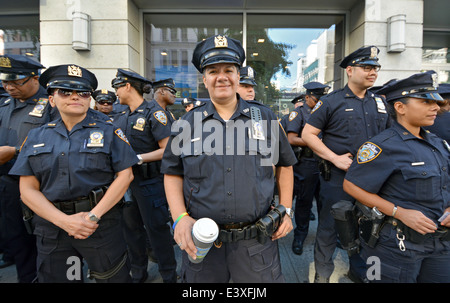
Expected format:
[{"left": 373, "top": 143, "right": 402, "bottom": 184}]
[
  {"left": 237, "top": 66, "right": 257, "bottom": 101},
  {"left": 302, "top": 46, "right": 390, "bottom": 283},
  {"left": 286, "top": 82, "right": 329, "bottom": 255},
  {"left": 112, "top": 70, "right": 177, "bottom": 283},
  {"left": 424, "top": 83, "right": 450, "bottom": 141},
  {"left": 92, "top": 89, "right": 116, "bottom": 120},
  {"left": 152, "top": 78, "right": 176, "bottom": 122},
  {"left": 182, "top": 97, "right": 197, "bottom": 112},
  {"left": 9, "top": 64, "right": 137, "bottom": 283},
  {"left": 161, "top": 35, "right": 297, "bottom": 283},
  {"left": 278, "top": 95, "right": 304, "bottom": 132},
  {"left": 0, "top": 54, "right": 56, "bottom": 283},
  {"left": 343, "top": 70, "right": 450, "bottom": 283}
]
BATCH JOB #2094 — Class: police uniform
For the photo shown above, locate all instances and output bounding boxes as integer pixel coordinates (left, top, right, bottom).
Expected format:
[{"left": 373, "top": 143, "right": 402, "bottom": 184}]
[
  {"left": 424, "top": 83, "right": 450, "bottom": 142},
  {"left": 92, "top": 89, "right": 117, "bottom": 121},
  {"left": 112, "top": 70, "right": 177, "bottom": 283},
  {"left": 345, "top": 71, "right": 450, "bottom": 282},
  {"left": 161, "top": 35, "right": 297, "bottom": 283},
  {"left": 0, "top": 54, "right": 55, "bottom": 283},
  {"left": 9, "top": 64, "right": 138, "bottom": 283},
  {"left": 305, "top": 46, "right": 390, "bottom": 282},
  {"left": 286, "top": 82, "right": 329, "bottom": 255}
]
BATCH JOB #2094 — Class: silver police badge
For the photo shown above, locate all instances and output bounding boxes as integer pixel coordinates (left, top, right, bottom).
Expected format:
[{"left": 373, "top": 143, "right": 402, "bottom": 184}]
[{"left": 357, "top": 142, "right": 382, "bottom": 164}]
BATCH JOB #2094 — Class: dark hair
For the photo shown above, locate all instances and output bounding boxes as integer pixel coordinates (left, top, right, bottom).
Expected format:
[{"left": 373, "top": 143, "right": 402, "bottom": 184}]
[
  {"left": 386, "top": 97, "right": 409, "bottom": 121},
  {"left": 129, "top": 81, "right": 152, "bottom": 95}
]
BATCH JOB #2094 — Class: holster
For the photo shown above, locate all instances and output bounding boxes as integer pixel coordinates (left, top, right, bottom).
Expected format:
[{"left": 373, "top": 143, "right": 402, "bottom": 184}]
[
  {"left": 21, "top": 200, "right": 34, "bottom": 235},
  {"left": 121, "top": 188, "right": 135, "bottom": 207},
  {"left": 356, "top": 201, "right": 385, "bottom": 248},
  {"left": 140, "top": 161, "right": 161, "bottom": 179},
  {"left": 330, "top": 200, "right": 360, "bottom": 256},
  {"left": 255, "top": 205, "right": 286, "bottom": 244},
  {"left": 318, "top": 159, "right": 331, "bottom": 181},
  {"left": 292, "top": 146, "right": 303, "bottom": 161}
]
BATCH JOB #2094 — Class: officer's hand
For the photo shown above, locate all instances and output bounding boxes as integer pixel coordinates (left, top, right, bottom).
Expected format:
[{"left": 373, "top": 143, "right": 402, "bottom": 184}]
[
  {"left": 331, "top": 153, "right": 353, "bottom": 171},
  {"left": 174, "top": 216, "right": 197, "bottom": 260},
  {"left": 0, "top": 146, "right": 16, "bottom": 165},
  {"left": 61, "top": 212, "right": 99, "bottom": 239},
  {"left": 396, "top": 207, "right": 437, "bottom": 235},
  {"left": 272, "top": 215, "right": 293, "bottom": 241}
]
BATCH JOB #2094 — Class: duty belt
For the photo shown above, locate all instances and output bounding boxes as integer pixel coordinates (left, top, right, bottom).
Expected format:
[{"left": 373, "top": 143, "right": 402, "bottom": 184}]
[
  {"left": 385, "top": 217, "right": 450, "bottom": 243},
  {"left": 52, "top": 186, "right": 108, "bottom": 215},
  {"left": 217, "top": 223, "right": 259, "bottom": 243}
]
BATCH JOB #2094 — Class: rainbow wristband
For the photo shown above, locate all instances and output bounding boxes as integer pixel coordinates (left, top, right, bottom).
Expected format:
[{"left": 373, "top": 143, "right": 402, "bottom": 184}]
[{"left": 172, "top": 212, "right": 189, "bottom": 230}]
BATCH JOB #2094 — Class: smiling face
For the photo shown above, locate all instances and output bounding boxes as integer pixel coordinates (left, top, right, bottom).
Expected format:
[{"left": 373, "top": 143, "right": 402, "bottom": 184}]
[
  {"left": 347, "top": 64, "right": 378, "bottom": 90},
  {"left": 202, "top": 63, "right": 240, "bottom": 103}
]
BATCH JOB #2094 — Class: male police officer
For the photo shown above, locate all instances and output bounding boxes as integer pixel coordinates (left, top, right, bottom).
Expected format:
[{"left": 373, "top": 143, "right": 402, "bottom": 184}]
[
  {"left": 302, "top": 46, "right": 390, "bottom": 283},
  {"left": 0, "top": 54, "right": 56, "bottom": 282},
  {"left": 286, "top": 82, "right": 329, "bottom": 255},
  {"left": 237, "top": 66, "right": 257, "bottom": 101},
  {"left": 152, "top": 78, "right": 177, "bottom": 122},
  {"left": 161, "top": 35, "right": 297, "bottom": 282},
  {"left": 92, "top": 89, "right": 116, "bottom": 120}
]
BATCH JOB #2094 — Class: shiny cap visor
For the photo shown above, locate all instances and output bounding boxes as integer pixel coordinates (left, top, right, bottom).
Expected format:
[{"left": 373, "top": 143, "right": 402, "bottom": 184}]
[
  {"left": 47, "top": 79, "right": 94, "bottom": 92},
  {"left": 0, "top": 72, "right": 30, "bottom": 81},
  {"left": 408, "top": 92, "right": 445, "bottom": 104}
]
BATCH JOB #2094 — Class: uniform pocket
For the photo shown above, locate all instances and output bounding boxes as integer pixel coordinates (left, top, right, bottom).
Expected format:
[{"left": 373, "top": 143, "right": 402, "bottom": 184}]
[
  {"left": 401, "top": 166, "right": 441, "bottom": 201},
  {"left": 78, "top": 148, "right": 111, "bottom": 172},
  {"left": 27, "top": 145, "right": 54, "bottom": 173}
]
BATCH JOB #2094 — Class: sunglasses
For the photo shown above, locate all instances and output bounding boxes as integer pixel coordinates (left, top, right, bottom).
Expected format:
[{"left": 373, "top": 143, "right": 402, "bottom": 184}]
[
  {"left": 55, "top": 89, "right": 92, "bottom": 99},
  {"left": 97, "top": 100, "right": 113, "bottom": 105}
]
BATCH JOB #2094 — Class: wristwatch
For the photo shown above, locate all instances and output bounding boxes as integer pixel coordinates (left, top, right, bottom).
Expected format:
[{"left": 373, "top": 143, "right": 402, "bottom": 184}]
[
  {"left": 137, "top": 154, "right": 144, "bottom": 165},
  {"left": 286, "top": 208, "right": 294, "bottom": 219},
  {"left": 88, "top": 212, "right": 100, "bottom": 222}
]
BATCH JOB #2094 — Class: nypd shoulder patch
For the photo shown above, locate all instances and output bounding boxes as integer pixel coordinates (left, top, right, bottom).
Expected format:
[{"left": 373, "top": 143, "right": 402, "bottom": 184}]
[
  {"left": 154, "top": 110, "right": 167, "bottom": 125},
  {"left": 115, "top": 128, "right": 130, "bottom": 145},
  {"left": 311, "top": 100, "right": 323, "bottom": 114},
  {"left": 357, "top": 142, "right": 382, "bottom": 164},
  {"left": 288, "top": 111, "right": 298, "bottom": 121}
]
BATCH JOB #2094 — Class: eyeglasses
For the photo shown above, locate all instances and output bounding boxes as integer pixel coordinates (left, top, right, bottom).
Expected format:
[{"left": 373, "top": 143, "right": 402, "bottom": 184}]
[
  {"left": 354, "top": 65, "right": 381, "bottom": 72},
  {"left": 97, "top": 101, "right": 113, "bottom": 105},
  {"left": 2, "top": 77, "right": 32, "bottom": 88},
  {"left": 55, "top": 89, "right": 92, "bottom": 99},
  {"left": 165, "top": 88, "right": 176, "bottom": 95}
]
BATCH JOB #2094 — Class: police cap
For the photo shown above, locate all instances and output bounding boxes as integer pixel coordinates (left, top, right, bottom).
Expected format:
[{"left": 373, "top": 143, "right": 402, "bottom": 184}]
[
  {"left": 111, "top": 68, "right": 151, "bottom": 88},
  {"left": 376, "top": 70, "right": 444, "bottom": 103},
  {"left": 437, "top": 83, "right": 450, "bottom": 99},
  {"left": 192, "top": 35, "right": 245, "bottom": 73},
  {"left": 182, "top": 97, "right": 196, "bottom": 106},
  {"left": 239, "top": 66, "right": 257, "bottom": 86},
  {"left": 291, "top": 94, "right": 305, "bottom": 105},
  {"left": 153, "top": 78, "right": 176, "bottom": 93},
  {"left": 339, "top": 45, "right": 381, "bottom": 68},
  {"left": 39, "top": 64, "right": 98, "bottom": 92},
  {"left": 92, "top": 89, "right": 116, "bottom": 103},
  {"left": 0, "top": 54, "right": 45, "bottom": 81},
  {"left": 304, "top": 82, "right": 330, "bottom": 97}
]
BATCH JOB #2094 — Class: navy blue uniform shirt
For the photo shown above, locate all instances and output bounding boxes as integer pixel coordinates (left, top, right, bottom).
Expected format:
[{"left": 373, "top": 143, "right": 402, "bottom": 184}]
[
  {"left": 0, "top": 86, "right": 58, "bottom": 175},
  {"left": 9, "top": 114, "right": 138, "bottom": 202},
  {"left": 306, "top": 85, "right": 390, "bottom": 156},
  {"left": 114, "top": 99, "right": 174, "bottom": 155},
  {"left": 345, "top": 121, "right": 450, "bottom": 224},
  {"left": 286, "top": 104, "right": 311, "bottom": 137},
  {"left": 161, "top": 97, "right": 297, "bottom": 224}
]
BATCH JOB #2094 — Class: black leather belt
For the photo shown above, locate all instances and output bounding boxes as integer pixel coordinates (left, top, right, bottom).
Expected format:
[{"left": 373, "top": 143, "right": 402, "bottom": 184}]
[
  {"left": 385, "top": 217, "right": 449, "bottom": 242},
  {"left": 52, "top": 198, "right": 92, "bottom": 215}
]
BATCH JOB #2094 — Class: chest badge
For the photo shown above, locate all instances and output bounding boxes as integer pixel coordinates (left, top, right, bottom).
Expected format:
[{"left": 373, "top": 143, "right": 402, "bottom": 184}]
[
  {"left": 87, "top": 130, "right": 104, "bottom": 147},
  {"left": 133, "top": 117, "right": 146, "bottom": 131},
  {"left": 29, "top": 98, "right": 48, "bottom": 117},
  {"left": 375, "top": 97, "right": 386, "bottom": 114}
]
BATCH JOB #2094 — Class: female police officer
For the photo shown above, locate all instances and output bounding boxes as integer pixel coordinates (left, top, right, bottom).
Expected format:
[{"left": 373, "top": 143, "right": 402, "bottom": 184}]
[
  {"left": 161, "top": 35, "right": 297, "bottom": 283},
  {"left": 111, "top": 69, "right": 177, "bottom": 283},
  {"left": 343, "top": 71, "right": 450, "bottom": 283},
  {"left": 9, "top": 64, "right": 138, "bottom": 283}
]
